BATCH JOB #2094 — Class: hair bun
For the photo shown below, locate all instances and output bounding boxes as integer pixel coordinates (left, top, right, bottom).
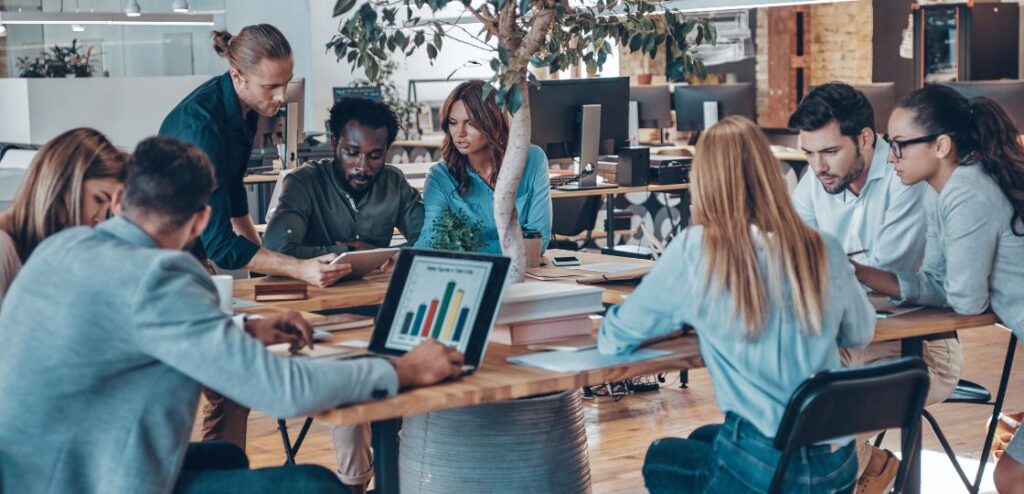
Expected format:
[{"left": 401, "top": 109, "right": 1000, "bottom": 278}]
[{"left": 211, "top": 30, "right": 234, "bottom": 57}]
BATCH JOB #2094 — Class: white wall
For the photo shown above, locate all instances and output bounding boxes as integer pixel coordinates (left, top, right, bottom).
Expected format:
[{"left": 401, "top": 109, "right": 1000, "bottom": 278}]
[{"left": 0, "top": 79, "right": 31, "bottom": 143}]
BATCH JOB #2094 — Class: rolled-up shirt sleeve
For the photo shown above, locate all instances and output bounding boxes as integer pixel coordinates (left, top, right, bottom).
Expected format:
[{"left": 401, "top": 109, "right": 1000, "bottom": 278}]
[{"left": 132, "top": 253, "right": 399, "bottom": 418}]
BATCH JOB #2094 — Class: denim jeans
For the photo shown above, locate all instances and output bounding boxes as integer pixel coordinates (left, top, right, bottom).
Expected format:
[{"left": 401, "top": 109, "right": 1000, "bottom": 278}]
[
  {"left": 173, "top": 442, "right": 349, "bottom": 493},
  {"left": 643, "top": 413, "right": 857, "bottom": 494}
]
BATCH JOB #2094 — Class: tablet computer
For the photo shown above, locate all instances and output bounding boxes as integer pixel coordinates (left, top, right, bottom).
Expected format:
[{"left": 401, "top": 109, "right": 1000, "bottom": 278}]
[
  {"left": 368, "top": 248, "right": 510, "bottom": 370},
  {"left": 330, "top": 247, "right": 400, "bottom": 279}
]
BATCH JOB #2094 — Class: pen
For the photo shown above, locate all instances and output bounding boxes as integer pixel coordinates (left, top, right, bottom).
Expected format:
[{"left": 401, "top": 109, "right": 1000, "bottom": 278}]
[{"left": 846, "top": 249, "right": 868, "bottom": 257}]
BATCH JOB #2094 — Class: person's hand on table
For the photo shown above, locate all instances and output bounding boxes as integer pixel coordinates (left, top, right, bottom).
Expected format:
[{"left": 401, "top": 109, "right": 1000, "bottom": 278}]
[
  {"left": 297, "top": 254, "right": 351, "bottom": 287},
  {"left": 381, "top": 253, "right": 399, "bottom": 274},
  {"left": 393, "top": 339, "right": 464, "bottom": 389},
  {"left": 245, "top": 311, "right": 314, "bottom": 353}
]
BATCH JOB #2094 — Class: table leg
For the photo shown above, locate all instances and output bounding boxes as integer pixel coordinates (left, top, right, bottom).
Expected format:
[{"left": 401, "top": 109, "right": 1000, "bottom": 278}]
[
  {"left": 603, "top": 193, "right": 616, "bottom": 254},
  {"left": 901, "top": 337, "right": 924, "bottom": 494},
  {"left": 372, "top": 418, "right": 402, "bottom": 494}
]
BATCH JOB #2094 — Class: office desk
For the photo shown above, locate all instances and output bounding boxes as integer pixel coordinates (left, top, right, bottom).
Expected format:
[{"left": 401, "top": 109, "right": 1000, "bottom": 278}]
[{"left": 650, "top": 144, "right": 808, "bottom": 163}]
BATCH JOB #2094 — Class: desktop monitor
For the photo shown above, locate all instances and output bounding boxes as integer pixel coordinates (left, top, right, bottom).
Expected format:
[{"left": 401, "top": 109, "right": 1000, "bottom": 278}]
[
  {"left": 333, "top": 85, "right": 383, "bottom": 103},
  {"left": 529, "top": 77, "right": 630, "bottom": 160},
  {"left": 673, "top": 82, "right": 755, "bottom": 131},
  {"left": 630, "top": 84, "right": 672, "bottom": 129},
  {"left": 942, "top": 80, "right": 1024, "bottom": 131},
  {"left": 806, "top": 82, "right": 896, "bottom": 133}
]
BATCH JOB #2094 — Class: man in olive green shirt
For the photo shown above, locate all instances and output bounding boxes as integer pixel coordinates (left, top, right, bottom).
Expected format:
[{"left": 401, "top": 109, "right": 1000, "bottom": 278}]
[
  {"left": 265, "top": 97, "right": 423, "bottom": 257},
  {"left": 263, "top": 97, "right": 421, "bottom": 492}
]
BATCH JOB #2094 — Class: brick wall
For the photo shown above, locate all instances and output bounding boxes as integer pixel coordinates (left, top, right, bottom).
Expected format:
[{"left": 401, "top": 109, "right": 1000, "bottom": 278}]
[{"left": 809, "top": 0, "right": 873, "bottom": 85}]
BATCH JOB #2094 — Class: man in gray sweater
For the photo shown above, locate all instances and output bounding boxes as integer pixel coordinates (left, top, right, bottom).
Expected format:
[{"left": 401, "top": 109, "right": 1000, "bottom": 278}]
[{"left": 0, "top": 136, "right": 463, "bottom": 493}]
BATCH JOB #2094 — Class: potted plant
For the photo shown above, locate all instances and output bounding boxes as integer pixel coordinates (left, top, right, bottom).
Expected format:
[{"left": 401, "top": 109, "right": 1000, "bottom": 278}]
[
  {"left": 16, "top": 39, "right": 95, "bottom": 78},
  {"left": 329, "top": 0, "right": 713, "bottom": 281},
  {"left": 429, "top": 209, "right": 485, "bottom": 252}
]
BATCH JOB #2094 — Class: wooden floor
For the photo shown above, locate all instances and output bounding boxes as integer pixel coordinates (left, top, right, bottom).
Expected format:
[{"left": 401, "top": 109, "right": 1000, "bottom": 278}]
[{"left": 195, "top": 324, "right": 1024, "bottom": 493}]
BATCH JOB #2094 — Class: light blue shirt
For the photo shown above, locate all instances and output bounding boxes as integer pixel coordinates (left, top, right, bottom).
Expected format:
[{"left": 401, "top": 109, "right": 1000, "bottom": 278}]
[
  {"left": 793, "top": 137, "right": 933, "bottom": 272},
  {"left": 0, "top": 217, "right": 399, "bottom": 494},
  {"left": 598, "top": 226, "right": 875, "bottom": 439},
  {"left": 415, "top": 144, "right": 552, "bottom": 254},
  {"left": 895, "top": 164, "right": 1024, "bottom": 339}
]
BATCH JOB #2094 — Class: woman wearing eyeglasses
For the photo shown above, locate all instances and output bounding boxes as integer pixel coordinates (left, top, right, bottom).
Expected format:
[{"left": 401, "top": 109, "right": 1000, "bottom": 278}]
[{"left": 856, "top": 84, "right": 1024, "bottom": 494}]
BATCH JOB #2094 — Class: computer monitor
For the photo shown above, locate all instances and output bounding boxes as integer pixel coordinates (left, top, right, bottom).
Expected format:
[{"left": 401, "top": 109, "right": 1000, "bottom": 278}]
[
  {"left": 630, "top": 85, "right": 672, "bottom": 129},
  {"left": 252, "top": 78, "right": 305, "bottom": 167},
  {"left": 942, "top": 80, "right": 1024, "bottom": 130},
  {"left": 333, "top": 85, "right": 383, "bottom": 103},
  {"left": 806, "top": 82, "right": 896, "bottom": 133},
  {"left": 673, "top": 82, "right": 755, "bottom": 131},
  {"left": 529, "top": 77, "right": 630, "bottom": 161}
]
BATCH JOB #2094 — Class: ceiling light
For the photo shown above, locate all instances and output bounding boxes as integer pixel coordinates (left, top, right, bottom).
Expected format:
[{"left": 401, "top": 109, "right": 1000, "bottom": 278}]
[
  {"left": 72, "top": 23, "right": 85, "bottom": 31},
  {"left": 172, "top": 0, "right": 191, "bottom": 13},
  {"left": 0, "top": 12, "right": 215, "bottom": 27},
  {"left": 125, "top": 0, "right": 142, "bottom": 17}
]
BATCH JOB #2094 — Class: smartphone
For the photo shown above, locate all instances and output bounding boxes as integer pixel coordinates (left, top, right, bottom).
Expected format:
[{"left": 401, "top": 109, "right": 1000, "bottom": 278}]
[{"left": 551, "top": 255, "right": 581, "bottom": 267}]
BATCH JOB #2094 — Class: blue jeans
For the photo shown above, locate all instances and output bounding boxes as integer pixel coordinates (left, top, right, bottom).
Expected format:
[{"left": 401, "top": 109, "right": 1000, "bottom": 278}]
[
  {"left": 643, "top": 413, "right": 857, "bottom": 493},
  {"left": 173, "top": 442, "right": 348, "bottom": 493}
]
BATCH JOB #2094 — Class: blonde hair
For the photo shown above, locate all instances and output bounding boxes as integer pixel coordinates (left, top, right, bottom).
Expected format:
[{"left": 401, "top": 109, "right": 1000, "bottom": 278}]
[
  {"left": 6, "top": 128, "right": 130, "bottom": 260},
  {"left": 691, "top": 116, "right": 828, "bottom": 337},
  {"left": 212, "top": 24, "right": 292, "bottom": 74}
]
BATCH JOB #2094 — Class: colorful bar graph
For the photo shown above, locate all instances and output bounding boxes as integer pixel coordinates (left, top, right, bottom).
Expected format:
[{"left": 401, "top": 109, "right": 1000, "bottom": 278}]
[
  {"left": 440, "top": 289, "right": 465, "bottom": 341},
  {"left": 400, "top": 312, "right": 414, "bottom": 336},
  {"left": 410, "top": 304, "right": 427, "bottom": 336},
  {"left": 431, "top": 281, "right": 456, "bottom": 339},
  {"left": 451, "top": 307, "right": 471, "bottom": 343},
  {"left": 421, "top": 299, "right": 439, "bottom": 337}
]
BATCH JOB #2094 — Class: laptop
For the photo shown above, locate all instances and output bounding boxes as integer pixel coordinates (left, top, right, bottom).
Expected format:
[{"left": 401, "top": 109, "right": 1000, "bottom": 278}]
[{"left": 365, "top": 248, "right": 511, "bottom": 375}]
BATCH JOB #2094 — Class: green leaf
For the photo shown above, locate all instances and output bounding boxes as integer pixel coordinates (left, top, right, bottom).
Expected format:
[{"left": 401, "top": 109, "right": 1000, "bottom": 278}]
[
  {"left": 434, "top": 32, "right": 444, "bottom": 50},
  {"left": 333, "top": 0, "right": 356, "bottom": 17},
  {"left": 628, "top": 33, "right": 643, "bottom": 52},
  {"left": 482, "top": 83, "right": 493, "bottom": 102},
  {"left": 498, "top": 46, "right": 510, "bottom": 66},
  {"left": 414, "top": 31, "right": 426, "bottom": 47},
  {"left": 507, "top": 84, "right": 523, "bottom": 115},
  {"left": 346, "top": 50, "right": 358, "bottom": 63},
  {"left": 585, "top": 59, "right": 598, "bottom": 76},
  {"left": 427, "top": 43, "right": 438, "bottom": 59}
]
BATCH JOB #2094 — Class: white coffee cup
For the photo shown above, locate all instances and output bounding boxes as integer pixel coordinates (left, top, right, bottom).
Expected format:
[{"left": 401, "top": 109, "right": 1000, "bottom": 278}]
[{"left": 212, "top": 274, "right": 234, "bottom": 314}]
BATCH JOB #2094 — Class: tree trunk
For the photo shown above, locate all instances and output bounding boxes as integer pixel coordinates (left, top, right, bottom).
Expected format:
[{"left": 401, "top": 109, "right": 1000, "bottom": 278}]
[{"left": 494, "top": 82, "right": 531, "bottom": 283}]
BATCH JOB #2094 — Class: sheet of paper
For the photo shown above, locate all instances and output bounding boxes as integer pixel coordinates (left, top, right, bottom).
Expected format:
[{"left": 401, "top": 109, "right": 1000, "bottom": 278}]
[
  {"left": 231, "top": 298, "right": 262, "bottom": 309},
  {"left": 507, "top": 348, "right": 673, "bottom": 373},
  {"left": 565, "top": 262, "right": 646, "bottom": 274},
  {"left": 869, "top": 295, "right": 925, "bottom": 319},
  {"left": 336, "top": 339, "right": 371, "bottom": 349}
]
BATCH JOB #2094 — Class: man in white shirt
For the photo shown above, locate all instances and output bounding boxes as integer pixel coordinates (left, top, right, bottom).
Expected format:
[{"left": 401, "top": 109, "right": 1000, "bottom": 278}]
[{"left": 789, "top": 82, "right": 960, "bottom": 494}]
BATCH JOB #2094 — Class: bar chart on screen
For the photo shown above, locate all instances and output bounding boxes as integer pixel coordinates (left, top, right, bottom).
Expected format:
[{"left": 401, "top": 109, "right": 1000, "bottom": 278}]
[{"left": 384, "top": 256, "right": 493, "bottom": 353}]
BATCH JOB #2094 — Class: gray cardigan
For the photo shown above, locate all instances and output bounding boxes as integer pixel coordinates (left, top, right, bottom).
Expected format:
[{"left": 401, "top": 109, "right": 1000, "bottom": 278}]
[
  {"left": 895, "top": 163, "right": 1024, "bottom": 338},
  {"left": 0, "top": 217, "right": 398, "bottom": 494}
]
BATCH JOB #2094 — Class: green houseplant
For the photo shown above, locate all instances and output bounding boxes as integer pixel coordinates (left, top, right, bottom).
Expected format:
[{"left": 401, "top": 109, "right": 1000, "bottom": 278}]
[
  {"left": 329, "top": 0, "right": 713, "bottom": 281},
  {"left": 17, "top": 39, "right": 96, "bottom": 78},
  {"left": 429, "top": 208, "right": 485, "bottom": 252}
]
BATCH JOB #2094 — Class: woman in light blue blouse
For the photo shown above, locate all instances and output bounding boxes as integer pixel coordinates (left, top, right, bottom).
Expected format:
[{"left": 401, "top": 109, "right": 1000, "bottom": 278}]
[
  {"left": 853, "top": 85, "right": 1024, "bottom": 494},
  {"left": 415, "top": 80, "right": 552, "bottom": 254},
  {"left": 599, "top": 117, "right": 875, "bottom": 493}
]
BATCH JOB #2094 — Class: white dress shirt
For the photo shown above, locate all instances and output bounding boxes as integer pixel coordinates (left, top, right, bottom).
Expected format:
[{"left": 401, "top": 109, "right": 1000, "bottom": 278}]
[{"left": 792, "top": 136, "right": 933, "bottom": 273}]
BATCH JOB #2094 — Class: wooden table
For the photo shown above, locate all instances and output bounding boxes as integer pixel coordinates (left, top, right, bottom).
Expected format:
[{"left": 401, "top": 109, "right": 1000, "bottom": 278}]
[{"left": 650, "top": 144, "right": 808, "bottom": 163}]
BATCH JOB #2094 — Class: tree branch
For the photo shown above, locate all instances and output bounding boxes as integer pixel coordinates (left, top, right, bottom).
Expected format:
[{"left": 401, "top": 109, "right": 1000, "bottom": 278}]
[{"left": 462, "top": 1, "right": 498, "bottom": 36}]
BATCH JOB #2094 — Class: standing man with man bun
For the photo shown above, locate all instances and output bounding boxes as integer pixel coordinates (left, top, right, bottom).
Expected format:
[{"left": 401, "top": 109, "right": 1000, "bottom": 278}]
[{"left": 159, "top": 24, "right": 350, "bottom": 461}]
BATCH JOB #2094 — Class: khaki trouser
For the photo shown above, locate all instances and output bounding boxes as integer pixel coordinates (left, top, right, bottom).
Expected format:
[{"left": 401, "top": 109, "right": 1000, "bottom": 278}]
[
  {"left": 840, "top": 337, "right": 964, "bottom": 477},
  {"left": 199, "top": 387, "right": 373, "bottom": 486}
]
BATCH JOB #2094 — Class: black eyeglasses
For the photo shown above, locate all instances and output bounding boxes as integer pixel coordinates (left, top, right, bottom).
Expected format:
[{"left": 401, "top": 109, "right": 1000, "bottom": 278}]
[{"left": 882, "top": 133, "right": 945, "bottom": 159}]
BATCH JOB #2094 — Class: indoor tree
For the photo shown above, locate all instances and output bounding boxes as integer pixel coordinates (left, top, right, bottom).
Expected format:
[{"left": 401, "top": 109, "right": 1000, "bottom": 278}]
[{"left": 329, "top": 0, "right": 714, "bottom": 281}]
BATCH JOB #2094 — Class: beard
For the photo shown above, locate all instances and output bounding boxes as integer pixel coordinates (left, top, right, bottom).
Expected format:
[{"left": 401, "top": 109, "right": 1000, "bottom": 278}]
[{"left": 819, "top": 148, "right": 866, "bottom": 194}]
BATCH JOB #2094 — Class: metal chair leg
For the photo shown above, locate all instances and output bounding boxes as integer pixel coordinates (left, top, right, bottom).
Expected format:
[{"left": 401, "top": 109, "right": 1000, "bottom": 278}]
[
  {"left": 277, "top": 416, "right": 315, "bottom": 466},
  {"left": 873, "top": 430, "right": 887, "bottom": 448},
  {"left": 922, "top": 409, "right": 973, "bottom": 489},
  {"left": 972, "top": 334, "right": 1017, "bottom": 492}
]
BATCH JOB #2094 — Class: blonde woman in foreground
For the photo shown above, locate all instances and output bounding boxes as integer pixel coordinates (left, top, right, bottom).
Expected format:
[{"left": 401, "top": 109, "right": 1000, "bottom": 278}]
[{"left": 598, "top": 116, "right": 875, "bottom": 493}]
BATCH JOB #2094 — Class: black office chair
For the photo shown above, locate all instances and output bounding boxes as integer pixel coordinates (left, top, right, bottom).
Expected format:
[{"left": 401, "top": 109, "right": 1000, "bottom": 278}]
[
  {"left": 769, "top": 357, "right": 930, "bottom": 494},
  {"left": 879, "top": 332, "right": 1018, "bottom": 494},
  {"left": 549, "top": 196, "right": 601, "bottom": 251}
]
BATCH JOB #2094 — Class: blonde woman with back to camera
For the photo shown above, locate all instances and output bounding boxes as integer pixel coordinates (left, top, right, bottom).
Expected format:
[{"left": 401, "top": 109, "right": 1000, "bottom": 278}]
[{"left": 598, "top": 116, "right": 875, "bottom": 493}]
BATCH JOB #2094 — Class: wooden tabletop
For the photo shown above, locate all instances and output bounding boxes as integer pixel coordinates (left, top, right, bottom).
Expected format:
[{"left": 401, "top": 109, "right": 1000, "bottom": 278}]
[
  {"left": 650, "top": 144, "right": 807, "bottom": 162},
  {"left": 243, "top": 173, "right": 281, "bottom": 184},
  {"left": 871, "top": 308, "right": 999, "bottom": 342},
  {"left": 232, "top": 250, "right": 651, "bottom": 311},
  {"left": 317, "top": 328, "right": 702, "bottom": 426},
  {"left": 392, "top": 139, "right": 442, "bottom": 148}
]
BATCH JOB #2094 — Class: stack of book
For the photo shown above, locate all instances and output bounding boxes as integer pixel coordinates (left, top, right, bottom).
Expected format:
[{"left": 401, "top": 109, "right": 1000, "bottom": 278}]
[{"left": 491, "top": 283, "right": 604, "bottom": 346}]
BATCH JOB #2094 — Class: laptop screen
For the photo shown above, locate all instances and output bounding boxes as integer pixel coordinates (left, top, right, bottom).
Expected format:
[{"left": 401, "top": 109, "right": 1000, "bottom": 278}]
[
  {"left": 383, "top": 256, "right": 494, "bottom": 354},
  {"left": 370, "top": 248, "right": 510, "bottom": 366}
]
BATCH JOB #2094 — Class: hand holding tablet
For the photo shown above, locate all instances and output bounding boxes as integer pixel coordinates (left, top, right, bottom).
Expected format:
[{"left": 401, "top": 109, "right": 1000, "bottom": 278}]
[{"left": 329, "top": 247, "right": 401, "bottom": 280}]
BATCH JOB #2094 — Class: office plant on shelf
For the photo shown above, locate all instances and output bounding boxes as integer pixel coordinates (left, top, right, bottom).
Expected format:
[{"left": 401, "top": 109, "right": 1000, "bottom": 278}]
[
  {"left": 328, "top": 0, "right": 713, "bottom": 282},
  {"left": 430, "top": 209, "right": 484, "bottom": 253}
]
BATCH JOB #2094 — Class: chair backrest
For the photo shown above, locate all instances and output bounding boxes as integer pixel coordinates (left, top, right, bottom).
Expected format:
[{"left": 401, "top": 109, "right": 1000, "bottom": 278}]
[
  {"left": 551, "top": 196, "right": 601, "bottom": 237},
  {"left": 769, "top": 357, "right": 930, "bottom": 494},
  {"left": 264, "top": 168, "right": 296, "bottom": 223}
]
